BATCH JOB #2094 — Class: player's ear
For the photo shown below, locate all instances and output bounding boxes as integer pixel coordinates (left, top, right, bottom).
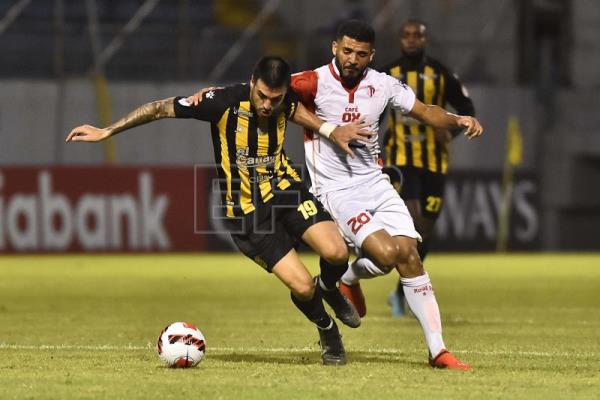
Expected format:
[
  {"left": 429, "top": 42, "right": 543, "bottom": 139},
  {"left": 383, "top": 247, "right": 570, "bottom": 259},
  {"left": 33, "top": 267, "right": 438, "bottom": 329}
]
[{"left": 331, "top": 41, "right": 338, "bottom": 56}]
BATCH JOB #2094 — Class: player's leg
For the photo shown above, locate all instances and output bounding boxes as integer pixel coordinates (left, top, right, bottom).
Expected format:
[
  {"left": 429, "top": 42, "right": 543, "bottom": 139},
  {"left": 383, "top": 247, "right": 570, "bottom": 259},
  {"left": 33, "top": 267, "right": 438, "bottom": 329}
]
[
  {"left": 271, "top": 249, "right": 346, "bottom": 366},
  {"left": 302, "top": 220, "right": 348, "bottom": 289},
  {"left": 410, "top": 170, "right": 446, "bottom": 261},
  {"left": 285, "top": 189, "right": 360, "bottom": 328},
  {"left": 320, "top": 184, "right": 395, "bottom": 318},
  {"left": 302, "top": 220, "right": 360, "bottom": 328},
  {"left": 391, "top": 171, "right": 446, "bottom": 316},
  {"left": 336, "top": 174, "right": 421, "bottom": 296},
  {"left": 358, "top": 231, "right": 471, "bottom": 370},
  {"left": 334, "top": 177, "right": 471, "bottom": 369},
  {"left": 231, "top": 228, "right": 345, "bottom": 366},
  {"left": 389, "top": 166, "right": 422, "bottom": 317},
  {"left": 391, "top": 236, "right": 470, "bottom": 370}
]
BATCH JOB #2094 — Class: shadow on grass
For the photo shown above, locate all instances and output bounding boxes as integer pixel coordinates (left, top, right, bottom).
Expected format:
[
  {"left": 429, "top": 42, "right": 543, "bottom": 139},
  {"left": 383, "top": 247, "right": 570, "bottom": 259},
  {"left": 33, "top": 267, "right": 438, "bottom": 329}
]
[{"left": 208, "top": 351, "right": 423, "bottom": 367}]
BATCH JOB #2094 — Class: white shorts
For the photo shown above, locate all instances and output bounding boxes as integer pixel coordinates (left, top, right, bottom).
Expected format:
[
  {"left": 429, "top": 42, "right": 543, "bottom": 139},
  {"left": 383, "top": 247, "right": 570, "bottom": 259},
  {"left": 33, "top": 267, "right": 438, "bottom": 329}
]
[{"left": 319, "top": 175, "right": 422, "bottom": 249}]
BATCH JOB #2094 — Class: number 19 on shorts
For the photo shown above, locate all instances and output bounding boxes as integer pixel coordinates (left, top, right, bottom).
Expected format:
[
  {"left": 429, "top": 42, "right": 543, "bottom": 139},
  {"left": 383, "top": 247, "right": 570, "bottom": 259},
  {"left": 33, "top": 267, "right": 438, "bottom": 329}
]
[{"left": 297, "top": 200, "right": 318, "bottom": 220}]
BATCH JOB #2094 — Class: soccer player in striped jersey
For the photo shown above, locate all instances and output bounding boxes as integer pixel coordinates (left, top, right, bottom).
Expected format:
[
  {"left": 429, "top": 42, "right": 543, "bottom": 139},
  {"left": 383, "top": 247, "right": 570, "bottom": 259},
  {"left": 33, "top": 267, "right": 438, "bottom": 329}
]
[{"left": 66, "top": 56, "right": 373, "bottom": 366}]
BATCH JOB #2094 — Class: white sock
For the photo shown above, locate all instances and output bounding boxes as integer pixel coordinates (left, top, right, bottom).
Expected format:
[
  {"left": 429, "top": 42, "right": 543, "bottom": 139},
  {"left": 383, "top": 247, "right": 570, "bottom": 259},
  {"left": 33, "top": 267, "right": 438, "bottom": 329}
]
[
  {"left": 341, "top": 257, "right": 388, "bottom": 285},
  {"left": 400, "top": 273, "right": 445, "bottom": 357}
]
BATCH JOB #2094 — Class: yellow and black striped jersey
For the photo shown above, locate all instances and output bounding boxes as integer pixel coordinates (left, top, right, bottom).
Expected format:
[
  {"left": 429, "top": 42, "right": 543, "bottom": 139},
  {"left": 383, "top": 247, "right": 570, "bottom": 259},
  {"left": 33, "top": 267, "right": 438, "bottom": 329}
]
[
  {"left": 381, "top": 56, "right": 475, "bottom": 174},
  {"left": 174, "top": 84, "right": 302, "bottom": 218}
]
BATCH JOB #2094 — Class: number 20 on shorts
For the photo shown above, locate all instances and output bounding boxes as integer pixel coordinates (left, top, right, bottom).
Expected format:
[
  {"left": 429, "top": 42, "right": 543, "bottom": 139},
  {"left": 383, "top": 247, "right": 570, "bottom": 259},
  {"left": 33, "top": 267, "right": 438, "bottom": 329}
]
[{"left": 347, "top": 212, "right": 371, "bottom": 234}]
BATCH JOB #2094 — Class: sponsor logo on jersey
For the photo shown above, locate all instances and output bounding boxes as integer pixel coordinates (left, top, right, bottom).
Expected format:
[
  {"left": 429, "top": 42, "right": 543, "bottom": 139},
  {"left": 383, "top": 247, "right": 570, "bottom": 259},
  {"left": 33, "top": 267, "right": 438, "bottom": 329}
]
[
  {"left": 238, "top": 109, "right": 253, "bottom": 118},
  {"left": 235, "top": 148, "right": 275, "bottom": 168},
  {"left": 232, "top": 107, "right": 253, "bottom": 119},
  {"left": 342, "top": 105, "right": 361, "bottom": 122}
]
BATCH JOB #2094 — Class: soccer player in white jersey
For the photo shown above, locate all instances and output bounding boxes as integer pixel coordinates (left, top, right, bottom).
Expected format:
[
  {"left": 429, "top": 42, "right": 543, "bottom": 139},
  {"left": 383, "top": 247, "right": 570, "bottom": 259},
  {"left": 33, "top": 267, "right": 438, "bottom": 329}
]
[
  {"left": 188, "top": 20, "right": 482, "bottom": 370},
  {"left": 290, "top": 20, "right": 482, "bottom": 371}
]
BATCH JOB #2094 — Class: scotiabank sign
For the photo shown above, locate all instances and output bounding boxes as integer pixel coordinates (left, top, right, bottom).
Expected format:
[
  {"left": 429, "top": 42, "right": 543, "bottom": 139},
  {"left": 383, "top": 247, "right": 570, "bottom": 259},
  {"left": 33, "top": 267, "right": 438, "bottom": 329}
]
[
  {"left": 0, "top": 167, "right": 540, "bottom": 253},
  {"left": 0, "top": 166, "right": 219, "bottom": 253}
]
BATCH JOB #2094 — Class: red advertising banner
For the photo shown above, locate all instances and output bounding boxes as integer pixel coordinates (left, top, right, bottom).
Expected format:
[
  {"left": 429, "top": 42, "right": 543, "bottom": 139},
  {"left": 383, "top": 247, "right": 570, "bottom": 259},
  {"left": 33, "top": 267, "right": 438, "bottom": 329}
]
[
  {"left": 0, "top": 166, "right": 216, "bottom": 253},
  {"left": 0, "top": 166, "right": 540, "bottom": 253}
]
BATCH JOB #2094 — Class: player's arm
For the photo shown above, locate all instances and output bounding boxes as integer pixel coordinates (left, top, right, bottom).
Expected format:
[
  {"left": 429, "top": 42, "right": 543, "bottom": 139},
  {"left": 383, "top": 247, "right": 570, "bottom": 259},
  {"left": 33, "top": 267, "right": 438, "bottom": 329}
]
[
  {"left": 444, "top": 70, "right": 476, "bottom": 139},
  {"left": 408, "top": 100, "right": 483, "bottom": 139},
  {"left": 66, "top": 98, "right": 176, "bottom": 142},
  {"left": 387, "top": 74, "right": 482, "bottom": 139},
  {"left": 291, "top": 101, "right": 371, "bottom": 157}
]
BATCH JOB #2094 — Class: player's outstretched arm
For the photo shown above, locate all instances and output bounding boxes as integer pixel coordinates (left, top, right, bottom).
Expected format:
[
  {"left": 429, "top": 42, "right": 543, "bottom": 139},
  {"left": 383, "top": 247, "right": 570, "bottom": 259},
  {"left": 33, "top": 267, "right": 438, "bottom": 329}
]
[
  {"left": 291, "top": 102, "right": 372, "bottom": 157},
  {"left": 66, "top": 97, "right": 176, "bottom": 142},
  {"left": 408, "top": 99, "right": 483, "bottom": 139},
  {"left": 187, "top": 87, "right": 222, "bottom": 105}
]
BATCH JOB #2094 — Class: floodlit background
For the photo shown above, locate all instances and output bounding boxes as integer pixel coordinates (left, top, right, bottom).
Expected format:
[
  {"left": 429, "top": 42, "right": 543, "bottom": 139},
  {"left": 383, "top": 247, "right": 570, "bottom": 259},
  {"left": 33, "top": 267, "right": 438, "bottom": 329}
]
[
  {"left": 0, "top": 0, "right": 598, "bottom": 252},
  {"left": 1, "top": 2, "right": 599, "bottom": 399}
]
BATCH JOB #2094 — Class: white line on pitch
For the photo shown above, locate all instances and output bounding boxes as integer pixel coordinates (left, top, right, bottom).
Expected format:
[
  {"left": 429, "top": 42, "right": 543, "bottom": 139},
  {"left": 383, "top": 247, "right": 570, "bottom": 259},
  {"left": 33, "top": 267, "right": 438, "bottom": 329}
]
[{"left": 0, "top": 343, "right": 595, "bottom": 359}]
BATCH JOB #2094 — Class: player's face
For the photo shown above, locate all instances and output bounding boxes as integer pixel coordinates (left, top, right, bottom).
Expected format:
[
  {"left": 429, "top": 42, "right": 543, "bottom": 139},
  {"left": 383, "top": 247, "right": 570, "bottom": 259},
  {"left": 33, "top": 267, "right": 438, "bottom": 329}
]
[
  {"left": 332, "top": 36, "right": 374, "bottom": 82},
  {"left": 250, "top": 78, "right": 287, "bottom": 118},
  {"left": 400, "top": 23, "right": 427, "bottom": 56}
]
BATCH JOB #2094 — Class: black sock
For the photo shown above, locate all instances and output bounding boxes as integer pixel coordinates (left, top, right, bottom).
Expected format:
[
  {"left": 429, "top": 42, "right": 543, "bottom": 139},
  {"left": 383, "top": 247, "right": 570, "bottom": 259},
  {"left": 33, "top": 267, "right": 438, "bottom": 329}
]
[
  {"left": 290, "top": 290, "right": 332, "bottom": 329},
  {"left": 319, "top": 257, "right": 348, "bottom": 290}
]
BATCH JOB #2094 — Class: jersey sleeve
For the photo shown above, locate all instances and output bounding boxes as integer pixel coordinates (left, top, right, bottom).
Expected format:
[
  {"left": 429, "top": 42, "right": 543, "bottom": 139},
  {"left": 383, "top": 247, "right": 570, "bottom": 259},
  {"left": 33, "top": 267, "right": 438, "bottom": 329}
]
[
  {"left": 284, "top": 89, "right": 300, "bottom": 120},
  {"left": 444, "top": 70, "right": 475, "bottom": 117},
  {"left": 173, "top": 89, "right": 228, "bottom": 122},
  {"left": 386, "top": 74, "right": 416, "bottom": 115},
  {"left": 291, "top": 70, "right": 318, "bottom": 110}
]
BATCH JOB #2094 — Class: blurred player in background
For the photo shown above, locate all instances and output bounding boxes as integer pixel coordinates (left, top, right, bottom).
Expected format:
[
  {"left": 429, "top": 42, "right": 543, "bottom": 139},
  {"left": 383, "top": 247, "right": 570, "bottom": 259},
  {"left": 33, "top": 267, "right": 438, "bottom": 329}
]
[
  {"left": 381, "top": 19, "right": 476, "bottom": 317},
  {"left": 66, "top": 56, "right": 371, "bottom": 365}
]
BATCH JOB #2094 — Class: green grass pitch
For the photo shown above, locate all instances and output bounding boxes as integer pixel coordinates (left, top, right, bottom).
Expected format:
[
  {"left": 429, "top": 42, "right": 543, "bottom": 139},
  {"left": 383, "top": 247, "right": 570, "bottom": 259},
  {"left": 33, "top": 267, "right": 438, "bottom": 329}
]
[{"left": 0, "top": 253, "right": 599, "bottom": 399}]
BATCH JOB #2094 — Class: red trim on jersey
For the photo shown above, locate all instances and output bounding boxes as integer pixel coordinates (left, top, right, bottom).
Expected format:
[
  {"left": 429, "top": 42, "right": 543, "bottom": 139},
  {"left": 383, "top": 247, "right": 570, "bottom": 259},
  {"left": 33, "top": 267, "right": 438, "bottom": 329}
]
[
  {"left": 328, "top": 63, "right": 365, "bottom": 103},
  {"left": 291, "top": 70, "right": 318, "bottom": 142}
]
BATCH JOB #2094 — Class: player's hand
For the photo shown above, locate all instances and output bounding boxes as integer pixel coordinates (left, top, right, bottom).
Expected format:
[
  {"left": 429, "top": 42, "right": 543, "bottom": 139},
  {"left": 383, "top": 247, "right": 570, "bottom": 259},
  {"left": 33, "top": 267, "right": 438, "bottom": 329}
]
[
  {"left": 329, "top": 119, "right": 373, "bottom": 157},
  {"left": 456, "top": 116, "right": 483, "bottom": 139},
  {"left": 65, "top": 125, "right": 110, "bottom": 142},
  {"left": 434, "top": 128, "right": 452, "bottom": 143},
  {"left": 186, "top": 87, "right": 223, "bottom": 106}
]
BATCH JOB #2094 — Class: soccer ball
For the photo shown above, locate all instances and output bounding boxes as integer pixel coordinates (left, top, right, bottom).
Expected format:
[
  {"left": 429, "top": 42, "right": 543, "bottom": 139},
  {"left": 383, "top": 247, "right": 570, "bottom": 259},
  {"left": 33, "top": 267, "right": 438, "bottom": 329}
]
[{"left": 157, "top": 322, "right": 206, "bottom": 368}]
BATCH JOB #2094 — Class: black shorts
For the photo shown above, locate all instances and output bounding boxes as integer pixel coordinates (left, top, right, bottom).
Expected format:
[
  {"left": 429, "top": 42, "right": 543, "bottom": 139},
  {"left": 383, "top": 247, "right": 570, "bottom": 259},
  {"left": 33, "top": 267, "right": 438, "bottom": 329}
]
[
  {"left": 397, "top": 166, "right": 446, "bottom": 220},
  {"left": 230, "top": 182, "right": 332, "bottom": 272}
]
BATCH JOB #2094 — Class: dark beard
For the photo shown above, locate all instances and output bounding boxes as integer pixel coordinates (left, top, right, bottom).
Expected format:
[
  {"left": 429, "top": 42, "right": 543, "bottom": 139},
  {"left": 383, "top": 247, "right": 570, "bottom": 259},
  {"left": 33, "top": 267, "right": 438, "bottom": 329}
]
[{"left": 335, "top": 59, "right": 363, "bottom": 89}]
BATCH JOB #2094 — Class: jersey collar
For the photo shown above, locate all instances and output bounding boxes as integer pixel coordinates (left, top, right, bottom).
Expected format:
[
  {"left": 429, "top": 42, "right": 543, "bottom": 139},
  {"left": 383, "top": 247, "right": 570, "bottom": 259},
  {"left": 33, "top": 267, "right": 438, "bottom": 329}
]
[
  {"left": 328, "top": 59, "right": 368, "bottom": 103},
  {"left": 328, "top": 58, "right": 368, "bottom": 91}
]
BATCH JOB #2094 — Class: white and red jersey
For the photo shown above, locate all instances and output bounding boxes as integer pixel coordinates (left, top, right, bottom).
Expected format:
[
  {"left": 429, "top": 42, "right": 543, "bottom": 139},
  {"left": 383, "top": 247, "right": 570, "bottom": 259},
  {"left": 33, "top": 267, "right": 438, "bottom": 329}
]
[{"left": 292, "top": 60, "right": 416, "bottom": 195}]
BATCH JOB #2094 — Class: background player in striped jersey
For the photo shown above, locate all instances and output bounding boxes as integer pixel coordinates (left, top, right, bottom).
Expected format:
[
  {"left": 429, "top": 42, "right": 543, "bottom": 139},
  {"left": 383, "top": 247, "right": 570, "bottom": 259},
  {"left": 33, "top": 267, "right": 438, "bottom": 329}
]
[{"left": 381, "top": 19, "right": 476, "bottom": 317}]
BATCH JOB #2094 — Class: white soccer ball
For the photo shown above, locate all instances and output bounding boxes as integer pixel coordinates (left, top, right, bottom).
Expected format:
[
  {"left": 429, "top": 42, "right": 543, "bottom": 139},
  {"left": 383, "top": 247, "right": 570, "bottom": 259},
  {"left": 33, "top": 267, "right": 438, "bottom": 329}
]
[{"left": 157, "top": 322, "right": 206, "bottom": 368}]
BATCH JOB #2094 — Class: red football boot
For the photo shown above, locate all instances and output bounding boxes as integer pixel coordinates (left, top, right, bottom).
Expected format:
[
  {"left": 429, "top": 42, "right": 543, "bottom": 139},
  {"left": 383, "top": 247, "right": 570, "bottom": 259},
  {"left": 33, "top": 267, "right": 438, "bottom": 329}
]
[
  {"left": 339, "top": 281, "right": 366, "bottom": 317},
  {"left": 429, "top": 350, "right": 472, "bottom": 371}
]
